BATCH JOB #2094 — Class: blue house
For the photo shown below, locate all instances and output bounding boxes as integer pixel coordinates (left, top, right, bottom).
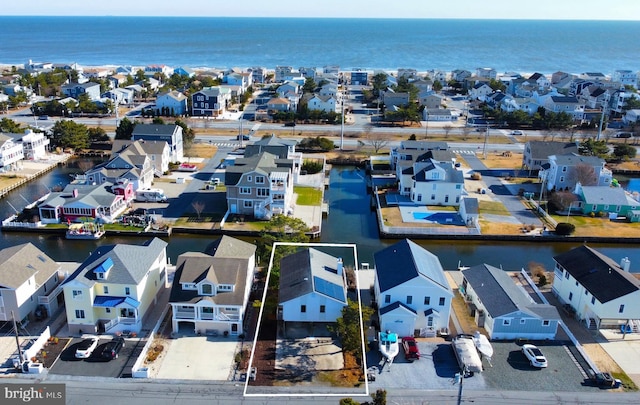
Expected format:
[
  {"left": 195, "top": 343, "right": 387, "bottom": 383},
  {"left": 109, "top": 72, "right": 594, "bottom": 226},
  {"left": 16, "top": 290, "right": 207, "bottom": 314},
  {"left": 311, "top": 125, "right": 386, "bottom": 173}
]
[{"left": 461, "top": 264, "right": 560, "bottom": 340}]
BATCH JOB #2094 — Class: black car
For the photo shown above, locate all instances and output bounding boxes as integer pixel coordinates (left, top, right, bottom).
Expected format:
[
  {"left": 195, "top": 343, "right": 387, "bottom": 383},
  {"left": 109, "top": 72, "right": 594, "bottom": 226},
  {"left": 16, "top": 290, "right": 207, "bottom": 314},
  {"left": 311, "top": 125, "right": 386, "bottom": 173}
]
[
  {"left": 100, "top": 337, "right": 125, "bottom": 360},
  {"left": 284, "top": 122, "right": 296, "bottom": 127}
]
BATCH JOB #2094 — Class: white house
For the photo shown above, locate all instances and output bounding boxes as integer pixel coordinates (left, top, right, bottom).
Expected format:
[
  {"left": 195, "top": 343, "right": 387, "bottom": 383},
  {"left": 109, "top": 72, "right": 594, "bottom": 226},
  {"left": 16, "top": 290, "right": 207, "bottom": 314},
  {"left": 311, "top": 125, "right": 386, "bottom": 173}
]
[
  {"left": 17, "top": 129, "right": 49, "bottom": 160},
  {"left": 62, "top": 238, "right": 168, "bottom": 335},
  {"left": 410, "top": 158, "right": 464, "bottom": 206},
  {"left": 552, "top": 245, "right": 640, "bottom": 331},
  {"left": 623, "top": 109, "right": 640, "bottom": 125},
  {"left": 278, "top": 248, "right": 347, "bottom": 329},
  {"left": 374, "top": 239, "right": 453, "bottom": 337},
  {"left": 307, "top": 94, "right": 338, "bottom": 113},
  {"left": 169, "top": 236, "right": 256, "bottom": 336},
  {"left": 0, "top": 134, "right": 25, "bottom": 171},
  {"left": 0, "top": 243, "right": 64, "bottom": 324},
  {"left": 469, "top": 83, "right": 493, "bottom": 101},
  {"left": 461, "top": 264, "right": 560, "bottom": 340}
]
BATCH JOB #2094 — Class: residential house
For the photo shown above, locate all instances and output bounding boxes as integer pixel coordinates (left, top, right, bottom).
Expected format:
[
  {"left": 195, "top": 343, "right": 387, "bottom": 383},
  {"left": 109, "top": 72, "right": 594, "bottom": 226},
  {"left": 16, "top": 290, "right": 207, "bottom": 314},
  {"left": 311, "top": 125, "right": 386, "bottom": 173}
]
[
  {"left": 623, "top": 109, "right": 640, "bottom": 125},
  {"left": 0, "top": 243, "right": 64, "bottom": 324},
  {"left": 542, "top": 154, "right": 611, "bottom": 191},
  {"left": 451, "top": 69, "right": 472, "bottom": 82},
  {"left": 244, "top": 134, "right": 299, "bottom": 161},
  {"left": 145, "top": 64, "right": 173, "bottom": 78},
  {"left": 409, "top": 156, "right": 464, "bottom": 206},
  {"left": 266, "top": 97, "right": 291, "bottom": 113},
  {"left": 276, "top": 81, "right": 300, "bottom": 98},
  {"left": 476, "top": 67, "right": 497, "bottom": 80},
  {"left": 469, "top": 83, "right": 493, "bottom": 101},
  {"left": 350, "top": 69, "right": 370, "bottom": 85},
  {"left": 63, "top": 238, "right": 168, "bottom": 335},
  {"left": 169, "top": 236, "right": 256, "bottom": 336},
  {"left": 397, "top": 68, "right": 418, "bottom": 79},
  {"left": 156, "top": 90, "right": 188, "bottom": 116},
  {"left": 173, "top": 66, "right": 195, "bottom": 78},
  {"left": 61, "top": 82, "right": 101, "bottom": 101},
  {"left": 612, "top": 70, "right": 637, "bottom": 89},
  {"left": 522, "top": 141, "right": 579, "bottom": 171},
  {"left": 424, "top": 108, "right": 457, "bottom": 122},
  {"left": 18, "top": 129, "right": 50, "bottom": 160},
  {"left": 275, "top": 66, "right": 295, "bottom": 82},
  {"left": 461, "top": 264, "right": 560, "bottom": 340},
  {"left": 420, "top": 93, "right": 444, "bottom": 109},
  {"left": 575, "top": 184, "right": 640, "bottom": 217},
  {"left": 307, "top": 94, "right": 338, "bottom": 113},
  {"left": 581, "top": 86, "right": 608, "bottom": 109},
  {"left": 0, "top": 134, "right": 25, "bottom": 171},
  {"left": 191, "top": 87, "right": 232, "bottom": 118},
  {"left": 132, "top": 124, "right": 184, "bottom": 163},
  {"left": 111, "top": 139, "right": 170, "bottom": 177},
  {"left": 544, "top": 96, "right": 583, "bottom": 120},
  {"left": 278, "top": 248, "right": 347, "bottom": 330},
  {"left": 552, "top": 245, "right": 640, "bottom": 330},
  {"left": 390, "top": 141, "right": 449, "bottom": 171},
  {"left": 527, "top": 73, "right": 551, "bottom": 90},
  {"left": 249, "top": 66, "right": 267, "bottom": 84},
  {"left": 102, "top": 88, "right": 134, "bottom": 106},
  {"left": 225, "top": 152, "right": 295, "bottom": 219},
  {"left": 225, "top": 71, "right": 252, "bottom": 89},
  {"left": 319, "top": 83, "right": 339, "bottom": 98},
  {"left": 85, "top": 142, "right": 154, "bottom": 190},
  {"left": 374, "top": 239, "right": 453, "bottom": 337},
  {"left": 38, "top": 182, "right": 131, "bottom": 224},
  {"left": 381, "top": 91, "right": 410, "bottom": 108}
]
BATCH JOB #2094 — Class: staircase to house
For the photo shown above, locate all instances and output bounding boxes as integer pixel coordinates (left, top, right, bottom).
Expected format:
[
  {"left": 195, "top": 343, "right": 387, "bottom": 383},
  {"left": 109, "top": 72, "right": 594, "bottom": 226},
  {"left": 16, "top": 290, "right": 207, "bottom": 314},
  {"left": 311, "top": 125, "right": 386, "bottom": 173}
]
[
  {"left": 631, "top": 319, "right": 640, "bottom": 333},
  {"left": 586, "top": 318, "right": 597, "bottom": 331}
]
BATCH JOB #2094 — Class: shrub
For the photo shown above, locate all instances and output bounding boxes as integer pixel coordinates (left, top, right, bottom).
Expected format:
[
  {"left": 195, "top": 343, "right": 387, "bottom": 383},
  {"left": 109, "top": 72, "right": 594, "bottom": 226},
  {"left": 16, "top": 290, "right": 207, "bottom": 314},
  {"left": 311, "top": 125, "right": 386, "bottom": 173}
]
[
  {"left": 538, "top": 274, "right": 548, "bottom": 287},
  {"left": 555, "top": 222, "right": 576, "bottom": 236},
  {"left": 302, "top": 159, "right": 323, "bottom": 174}
]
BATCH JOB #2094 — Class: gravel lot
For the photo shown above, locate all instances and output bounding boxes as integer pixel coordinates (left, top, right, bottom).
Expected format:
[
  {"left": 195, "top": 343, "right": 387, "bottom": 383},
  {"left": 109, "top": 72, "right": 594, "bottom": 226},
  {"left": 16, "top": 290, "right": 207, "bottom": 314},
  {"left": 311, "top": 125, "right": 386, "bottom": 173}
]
[{"left": 366, "top": 339, "right": 601, "bottom": 392}]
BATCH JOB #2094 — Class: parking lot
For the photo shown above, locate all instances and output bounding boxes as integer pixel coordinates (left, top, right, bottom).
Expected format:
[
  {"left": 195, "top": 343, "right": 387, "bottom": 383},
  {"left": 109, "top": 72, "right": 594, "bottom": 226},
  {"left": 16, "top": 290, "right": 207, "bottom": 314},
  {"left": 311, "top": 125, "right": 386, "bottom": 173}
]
[
  {"left": 366, "top": 339, "right": 604, "bottom": 392},
  {"left": 49, "top": 337, "right": 141, "bottom": 378}
]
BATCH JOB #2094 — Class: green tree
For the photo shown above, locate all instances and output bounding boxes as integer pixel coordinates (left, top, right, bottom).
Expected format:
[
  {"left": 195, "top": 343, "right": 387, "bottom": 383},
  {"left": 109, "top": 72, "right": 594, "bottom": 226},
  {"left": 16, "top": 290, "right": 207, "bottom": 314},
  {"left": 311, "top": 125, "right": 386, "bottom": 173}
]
[
  {"left": 0, "top": 118, "right": 22, "bottom": 133},
  {"left": 371, "top": 73, "right": 388, "bottom": 97},
  {"left": 393, "top": 76, "right": 419, "bottom": 102},
  {"left": 115, "top": 117, "right": 136, "bottom": 140},
  {"left": 152, "top": 117, "right": 166, "bottom": 125},
  {"left": 613, "top": 143, "right": 637, "bottom": 161},
  {"left": 302, "top": 77, "right": 316, "bottom": 93},
  {"left": 52, "top": 120, "right": 89, "bottom": 149},
  {"left": 175, "top": 119, "right": 195, "bottom": 147},
  {"left": 489, "top": 78, "right": 506, "bottom": 92},
  {"left": 328, "top": 299, "right": 373, "bottom": 355},
  {"left": 87, "top": 127, "right": 109, "bottom": 143},
  {"left": 258, "top": 214, "right": 310, "bottom": 278},
  {"left": 432, "top": 80, "right": 443, "bottom": 92},
  {"left": 339, "top": 398, "right": 360, "bottom": 405},
  {"left": 579, "top": 138, "right": 609, "bottom": 158}
]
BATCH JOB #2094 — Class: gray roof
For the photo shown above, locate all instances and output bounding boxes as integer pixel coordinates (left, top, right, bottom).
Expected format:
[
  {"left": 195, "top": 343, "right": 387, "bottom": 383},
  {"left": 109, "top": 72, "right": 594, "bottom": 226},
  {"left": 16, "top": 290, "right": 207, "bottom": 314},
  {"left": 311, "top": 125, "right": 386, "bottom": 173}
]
[
  {"left": 65, "top": 238, "right": 167, "bottom": 288},
  {"left": 205, "top": 235, "right": 257, "bottom": 259},
  {"left": 398, "top": 141, "right": 449, "bottom": 151},
  {"left": 554, "top": 245, "right": 640, "bottom": 303},
  {"left": 225, "top": 152, "right": 293, "bottom": 186},
  {"left": 374, "top": 239, "right": 450, "bottom": 293},
  {"left": 551, "top": 153, "right": 603, "bottom": 167},
  {"left": 462, "top": 264, "right": 560, "bottom": 320},
  {"left": 112, "top": 139, "right": 167, "bottom": 156},
  {"left": 414, "top": 160, "right": 464, "bottom": 183},
  {"left": 580, "top": 186, "right": 636, "bottom": 207},
  {"left": 169, "top": 253, "right": 249, "bottom": 306},
  {"left": 527, "top": 141, "right": 579, "bottom": 160},
  {"left": 463, "top": 198, "right": 479, "bottom": 215},
  {"left": 38, "top": 182, "right": 121, "bottom": 210},
  {"left": 279, "top": 248, "right": 346, "bottom": 304},
  {"left": 132, "top": 124, "right": 178, "bottom": 137},
  {"left": 0, "top": 243, "right": 59, "bottom": 289},
  {"left": 252, "top": 134, "right": 297, "bottom": 148}
]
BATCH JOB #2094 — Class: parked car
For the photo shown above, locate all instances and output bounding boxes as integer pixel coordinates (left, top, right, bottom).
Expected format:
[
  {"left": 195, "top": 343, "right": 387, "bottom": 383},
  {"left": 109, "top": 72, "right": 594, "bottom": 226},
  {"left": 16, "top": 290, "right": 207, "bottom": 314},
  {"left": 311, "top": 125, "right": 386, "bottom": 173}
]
[
  {"left": 101, "top": 337, "right": 125, "bottom": 360},
  {"left": 75, "top": 337, "right": 99, "bottom": 359},
  {"left": 522, "top": 344, "right": 547, "bottom": 368},
  {"left": 511, "top": 130, "right": 524, "bottom": 135},
  {"left": 401, "top": 337, "right": 420, "bottom": 361},
  {"left": 284, "top": 121, "right": 296, "bottom": 127},
  {"left": 38, "top": 115, "right": 49, "bottom": 120},
  {"left": 615, "top": 132, "right": 632, "bottom": 138},
  {"left": 236, "top": 134, "right": 250, "bottom": 140}
]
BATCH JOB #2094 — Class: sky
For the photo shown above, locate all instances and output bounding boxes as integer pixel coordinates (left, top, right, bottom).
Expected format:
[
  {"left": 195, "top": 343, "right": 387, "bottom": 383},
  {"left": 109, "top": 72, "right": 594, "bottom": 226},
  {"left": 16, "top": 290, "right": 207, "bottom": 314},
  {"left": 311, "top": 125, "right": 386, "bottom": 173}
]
[{"left": 3, "top": 0, "right": 639, "bottom": 20}]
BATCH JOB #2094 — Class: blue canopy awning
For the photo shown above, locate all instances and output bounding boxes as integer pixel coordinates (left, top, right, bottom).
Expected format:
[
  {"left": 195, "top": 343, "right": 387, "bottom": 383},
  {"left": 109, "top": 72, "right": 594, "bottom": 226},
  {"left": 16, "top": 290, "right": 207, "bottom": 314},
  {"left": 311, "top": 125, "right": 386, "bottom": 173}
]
[{"left": 93, "top": 295, "right": 140, "bottom": 308}]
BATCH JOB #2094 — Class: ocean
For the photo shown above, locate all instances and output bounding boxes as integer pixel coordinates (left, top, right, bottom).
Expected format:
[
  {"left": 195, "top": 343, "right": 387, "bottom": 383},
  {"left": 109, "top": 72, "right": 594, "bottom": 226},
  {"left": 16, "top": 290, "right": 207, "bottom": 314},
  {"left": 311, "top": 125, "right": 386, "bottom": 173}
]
[{"left": 1, "top": 16, "right": 639, "bottom": 74}]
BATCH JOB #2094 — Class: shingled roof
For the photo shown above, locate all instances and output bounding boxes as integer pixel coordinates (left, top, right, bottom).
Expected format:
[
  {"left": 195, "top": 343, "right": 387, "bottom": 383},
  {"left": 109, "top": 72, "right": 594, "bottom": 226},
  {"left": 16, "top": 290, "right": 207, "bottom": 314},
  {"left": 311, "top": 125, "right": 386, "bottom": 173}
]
[
  {"left": 554, "top": 245, "right": 640, "bottom": 303},
  {"left": 0, "top": 243, "right": 59, "bottom": 290}
]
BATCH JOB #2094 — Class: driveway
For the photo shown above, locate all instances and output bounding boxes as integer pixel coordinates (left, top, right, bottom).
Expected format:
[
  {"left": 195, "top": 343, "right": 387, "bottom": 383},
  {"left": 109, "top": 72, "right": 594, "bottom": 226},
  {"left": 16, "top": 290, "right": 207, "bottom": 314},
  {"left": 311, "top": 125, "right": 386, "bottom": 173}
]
[
  {"left": 153, "top": 336, "right": 239, "bottom": 380},
  {"left": 49, "top": 337, "right": 141, "bottom": 378}
]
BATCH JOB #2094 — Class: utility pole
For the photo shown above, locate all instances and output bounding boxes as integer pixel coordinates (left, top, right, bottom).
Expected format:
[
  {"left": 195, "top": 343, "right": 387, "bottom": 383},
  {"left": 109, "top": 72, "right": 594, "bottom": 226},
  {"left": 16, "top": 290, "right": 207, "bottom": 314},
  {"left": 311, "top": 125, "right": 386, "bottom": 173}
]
[
  {"left": 482, "top": 125, "right": 489, "bottom": 159},
  {"left": 340, "top": 99, "right": 344, "bottom": 150},
  {"left": 12, "top": 311, "right": 24, "bottom": 365}
]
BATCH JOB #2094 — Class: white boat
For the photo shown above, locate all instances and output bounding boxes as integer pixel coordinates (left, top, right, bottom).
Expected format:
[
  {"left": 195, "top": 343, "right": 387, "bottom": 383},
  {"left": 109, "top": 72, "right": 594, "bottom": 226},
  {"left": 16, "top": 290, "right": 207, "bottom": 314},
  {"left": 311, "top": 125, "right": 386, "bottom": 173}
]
[
  {"left": 473, "top": 331, "right": 494, "bottom": 361},
  {"left": 452, "top": 334, "right": 483, "bottom": 376},
  {"left": 378, "top": 330, "right": 399, "bottom": 362},
  {"left": 66, "top": 222, "right": 105, "bottom": 240}
]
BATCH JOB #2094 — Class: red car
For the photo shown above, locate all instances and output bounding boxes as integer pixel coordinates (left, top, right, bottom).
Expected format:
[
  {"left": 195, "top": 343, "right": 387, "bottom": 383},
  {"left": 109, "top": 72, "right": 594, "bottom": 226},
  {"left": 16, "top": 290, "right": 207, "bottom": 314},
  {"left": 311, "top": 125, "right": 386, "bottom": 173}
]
[{"left": 402, "top": 337, "right": 420, "bottom": 361}]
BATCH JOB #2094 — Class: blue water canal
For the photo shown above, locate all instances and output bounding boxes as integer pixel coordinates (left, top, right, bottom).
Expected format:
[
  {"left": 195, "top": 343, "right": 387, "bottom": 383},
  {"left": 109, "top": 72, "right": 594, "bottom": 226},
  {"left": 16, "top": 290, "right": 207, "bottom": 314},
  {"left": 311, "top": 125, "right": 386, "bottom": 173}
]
[{"left": 0, "top": 163, "right": 638, "bottom": 273}]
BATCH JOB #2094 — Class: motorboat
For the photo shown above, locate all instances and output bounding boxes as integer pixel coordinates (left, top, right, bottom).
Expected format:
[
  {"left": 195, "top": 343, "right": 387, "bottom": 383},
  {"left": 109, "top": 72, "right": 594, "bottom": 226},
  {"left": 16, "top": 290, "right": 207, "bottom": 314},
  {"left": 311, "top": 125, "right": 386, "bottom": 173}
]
[
  {"left": 452, "top": 334, "right": 483, "bottom": 376},
  {"left": 378, "top": 330, "right": 399, "bottom": 362},
  {"left": 66, "top": 222, "right": 105, "bottom": 240},
  {"left": 473, "top": 331, "right": 494, "bottom": 362}
]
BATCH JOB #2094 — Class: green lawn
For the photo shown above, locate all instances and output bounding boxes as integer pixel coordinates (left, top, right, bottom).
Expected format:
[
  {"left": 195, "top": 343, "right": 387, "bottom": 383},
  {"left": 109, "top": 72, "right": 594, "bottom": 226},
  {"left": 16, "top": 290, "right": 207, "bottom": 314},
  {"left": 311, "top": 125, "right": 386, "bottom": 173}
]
[
  {"left": 479, "top": 200, "right": 511, "bottom": 216},
  {"left": 294, "top": 186, "right": 323, "bottom": 206}
]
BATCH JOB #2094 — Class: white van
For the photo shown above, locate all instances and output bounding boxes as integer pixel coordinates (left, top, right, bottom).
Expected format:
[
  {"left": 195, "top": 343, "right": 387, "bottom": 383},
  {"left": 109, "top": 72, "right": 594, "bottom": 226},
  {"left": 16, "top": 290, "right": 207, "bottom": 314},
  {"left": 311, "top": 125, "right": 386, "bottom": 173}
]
[{"left": 135, "top": 188, "right": 167, "bottom": 202}]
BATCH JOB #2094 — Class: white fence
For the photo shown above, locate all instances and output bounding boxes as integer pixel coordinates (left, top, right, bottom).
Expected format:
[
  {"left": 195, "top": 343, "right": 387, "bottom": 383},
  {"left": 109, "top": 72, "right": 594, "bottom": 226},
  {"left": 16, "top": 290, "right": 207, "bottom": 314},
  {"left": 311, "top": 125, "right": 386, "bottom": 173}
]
[{"left": 22, "top": 326, "right": 51, "bottom": 361}]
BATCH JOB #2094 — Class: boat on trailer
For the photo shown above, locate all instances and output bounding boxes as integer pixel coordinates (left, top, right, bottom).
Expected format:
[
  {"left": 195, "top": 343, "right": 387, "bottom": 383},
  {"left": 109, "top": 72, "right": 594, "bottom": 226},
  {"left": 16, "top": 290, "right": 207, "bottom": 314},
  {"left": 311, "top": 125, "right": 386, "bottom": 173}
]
[
  {"left": 452, "top": 334, "right": 483, "bottom": 376},
  {"left": 66, "top": 222, "right": 105, "bottom": 240},
  {"left": 473, "top": 331, "right": 494, "bottom": 362},
  {"left": 378, "top": 330, "right": 399, "bottom": 363}
]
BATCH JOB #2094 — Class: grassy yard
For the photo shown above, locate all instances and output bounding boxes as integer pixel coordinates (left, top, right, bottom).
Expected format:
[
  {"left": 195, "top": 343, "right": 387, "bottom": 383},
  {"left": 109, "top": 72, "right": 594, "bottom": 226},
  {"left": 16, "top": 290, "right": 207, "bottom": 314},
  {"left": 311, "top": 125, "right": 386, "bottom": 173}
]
[
  {"left": 294, "top": 186, "right": 322, "bottom": 206},
  {"left": 184, "top": 143, "right": 217, "bottom": 159},
  {"left": 551, "top": 214, "right": 640, "bottom": 237},
  {"left": 478, "top": 200, "right": 511, "bottom": 216}
]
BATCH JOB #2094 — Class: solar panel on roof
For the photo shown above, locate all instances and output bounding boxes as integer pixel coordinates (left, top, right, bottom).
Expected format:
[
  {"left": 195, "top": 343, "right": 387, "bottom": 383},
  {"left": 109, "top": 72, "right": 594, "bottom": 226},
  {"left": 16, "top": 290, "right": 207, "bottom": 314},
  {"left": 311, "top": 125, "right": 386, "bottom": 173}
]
[{"left": 313, "top": 276, "right": 345, "bottom": 302}]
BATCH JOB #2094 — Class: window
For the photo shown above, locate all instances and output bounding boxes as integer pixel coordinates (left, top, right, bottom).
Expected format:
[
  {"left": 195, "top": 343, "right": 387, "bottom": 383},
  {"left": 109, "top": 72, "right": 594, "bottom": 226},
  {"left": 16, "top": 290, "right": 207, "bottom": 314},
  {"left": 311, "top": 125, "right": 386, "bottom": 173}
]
[
  {"left": 562, "top": 166, "right": 567, "bottom": 172},
  {"left": 565, "top": 270, "right": 569, "bottom": 279},
  {"left": 384, "top": 295, "right": 390, "bottom": 304},
  {"left": 503, "top": 319, "right": 511, "bottom": 326},
  {"left": 542, "top": 320, "right": 550, "bottom": 326},
  {"left": 247, "top": 176, "right": 252, "bottom": 182},
  {"left": 320, "top": 305, "right": 326, "bottom": 313},
  {"left": 243, "top": 200, "right": 253, "bottom": 208},
  {"left": 619, "top": 304, "right": 625, "bottom": 313},
  {"left": 585, "top": 290, "right": 589, "bottom": 295},
  {"left": 424, "top": 297, "right": 430, "bottom": 305},
  {"left": 439, "top": 297, "right": 445, "bottom": 306},
  {"left": 106, "top": 308, "right": 111, "bottom": 313},
  {"left": 257, "top": 188, "right": 269, "bottom": 197},
  {"left": 575, "top": 281, "right": 578, "bottom": 286},
  {"left": 569, "top": 292, "right": 573, "bottom": 301},
  {"left": 591, "top": 297, "right": 596, "bottom": 305},
  {"left": 72, "top": 290, "right": 82, "bottom": 299},
  {"left": 240, "top": 187, "right": 251, "bottom": 194},
  {"left": 202, "top": 284, "right": 213, "bottom": 295},
  {"left": 103, "top": 286, "right": 109, "bottom": 294},
  {"left": 406, "top": 296, "right": 413, "bottom": 305},
  {"left": 520, "top": 319, "right": 526, "bottom": 324},
  {"left": 456, "top": 184, "right": 461, "bottom": 189},
  {"left": 75, "top": 309, "right": 85, "bottom": 319},
  {"left": 417, "top": 194, "right": 422, "bottom": 202},
  {"left": 300, "top": 305, "right": 306, "bottom": 313},
  {"left": 559, "top": 176, "right": 564, "bottom": 183},
  {"left": 256, "top": 176, "right": 265, "bottom": 184},
  {"left": 431, "top": 194, "right": 436, "bottom": 200},
  {"left": 125, "top": 287, "right": 131, "bottom": 295}
]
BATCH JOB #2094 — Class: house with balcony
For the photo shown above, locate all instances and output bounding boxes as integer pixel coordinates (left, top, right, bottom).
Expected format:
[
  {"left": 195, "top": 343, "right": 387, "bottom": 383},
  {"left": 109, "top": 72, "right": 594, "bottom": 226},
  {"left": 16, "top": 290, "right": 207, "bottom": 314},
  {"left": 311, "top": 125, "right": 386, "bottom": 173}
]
[
  {"left": 61, "top": 82, "right": 101, "bottom": 101},
  {"left": 552, "top": 245, "right": 640, "bottom": 331},
  {"left": 85, "top": 142, "right": 154, "bottom": 190},
  {"left": 132, "top": 124, "right": 184, "bottom": 163},
  {"left": 144, "top": 64, "right": 173, "bottom": 78},
  {"left": 395, "top": 149, "right": 456, "bottom": 197},
  {"left": 191, "top": 86, "right": 232, "bottom": 118},
  {"left": 544, "top": 96, "right": 583, "bottom": 120},
  {"left": 38, "top": 182, "right": 131, "bottom": 224},
  {"left": 399, "top": 155, "right": 464, "bottom": 206},
  {"left": 469, "top": 83, "right": 493, "bottom": 101},
  {"left": 0, "top": 243, "right": 64, "bottom": 324},
  {"left": 278, "top": 248, "right": 347, "bottom": 333},
  {"left": 0, "top": 134, "right": 25, "bottom": 171},
  {"left": 374, "top": 239, "right": 452, "bottom": 337},
  {"left": 522, "top": 141, "right": 579, "bottom": 172},
  {"left": 18, "top": 130, "right": 50, "bottom": 161},
  {"left": 460, "top": 264, "right": 560, "bottom": 340},
  {"left": 225, "top": 152, "right": 295, "bottom": 220},
  {"left": 62, "top": 238, "right": 168, "bottom": 335},
  {"left": 541, "top": 153, "right": 612, "bottom": 191},
  {"left": 169, "top": 236, "right": 256, "bottom": 336},
  {"left": 112, "top": 139, "right": 170, "bottom": 178}
]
